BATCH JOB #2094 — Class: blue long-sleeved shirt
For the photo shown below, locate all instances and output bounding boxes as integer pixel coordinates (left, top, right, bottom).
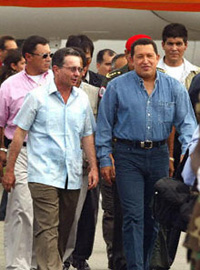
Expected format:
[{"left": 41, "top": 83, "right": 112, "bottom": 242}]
[{"left": 96, "top": 70, "right": 197, "bottom": 168}]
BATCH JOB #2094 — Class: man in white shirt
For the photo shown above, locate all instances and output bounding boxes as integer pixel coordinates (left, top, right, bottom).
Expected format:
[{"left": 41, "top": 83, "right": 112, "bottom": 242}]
[{"left": 157, "top": 23, "right": 200, "bottom": 90}]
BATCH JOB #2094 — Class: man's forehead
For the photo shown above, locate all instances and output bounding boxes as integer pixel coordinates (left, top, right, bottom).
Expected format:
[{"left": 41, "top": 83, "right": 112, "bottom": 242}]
[
  {"left": 134, "top": 44, "right": 155, "bottom": 53},
  {"left": 103, "top": 52, "right": 115, "bottom": 60},
  {"left": 34, "top": 43, "right": 49, "bottom": 52},
  {"left": 5, "top": 40, "right": 17, "bottom": 50},
  {"left": 64, "top": 55, "right": 81, "bottom": 65},
  {"left": 165, "top": 37, "right": 185, "bottom": 43}
]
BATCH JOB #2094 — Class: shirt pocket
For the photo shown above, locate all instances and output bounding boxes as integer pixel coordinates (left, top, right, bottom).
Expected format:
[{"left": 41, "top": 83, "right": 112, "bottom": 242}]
[
  {"left": 68, "top": 110, "right": 86, "bottom": 135},
  {"left": 158, "top": 101, "right": 175, "bottom": 123},
  {"left": 47, "top": 108, "right": 64, "bottom": 135}
]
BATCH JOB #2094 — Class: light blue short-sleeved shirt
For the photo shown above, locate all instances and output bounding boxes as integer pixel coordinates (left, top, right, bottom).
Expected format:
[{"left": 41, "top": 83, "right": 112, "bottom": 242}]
[{"left": 14, "top": 80, "right": 96, "bottom": 189}]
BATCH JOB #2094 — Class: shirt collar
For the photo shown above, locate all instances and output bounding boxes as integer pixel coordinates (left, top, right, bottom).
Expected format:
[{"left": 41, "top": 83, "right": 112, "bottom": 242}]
[
  {"left": 159, "top": 56, "right": 199, "bottom": 73},
  {"left": 133, "top": 70, "right": 159, "bottom": 87},
  {"left": 21, "top": 69, "right": 49, "bottom": 78},
  {"left": 48, "top": 80, "right": 80, "bottom": 97},
  {"left": 22, "top": 69, "right": 50, "bottom": 80}
]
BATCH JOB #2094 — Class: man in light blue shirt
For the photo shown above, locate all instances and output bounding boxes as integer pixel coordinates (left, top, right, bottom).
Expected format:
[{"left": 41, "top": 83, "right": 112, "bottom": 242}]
[
  {"left": 3, "top": 47, "right": 99, "bottom": 270},
  {"left": 95, "top": 38, "right": 197, "bottom": 270}
]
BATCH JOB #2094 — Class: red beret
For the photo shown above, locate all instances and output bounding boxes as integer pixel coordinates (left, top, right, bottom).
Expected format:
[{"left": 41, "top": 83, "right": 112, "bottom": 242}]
[{"left": 125, "top": 34, "right": 152, "bottom": 52}]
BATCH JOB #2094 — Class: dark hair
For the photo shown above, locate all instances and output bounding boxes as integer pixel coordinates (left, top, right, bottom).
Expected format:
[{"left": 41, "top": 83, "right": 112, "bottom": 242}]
[
  {"left": 66, "top": 35, "right": 94, "bottom": 57},
  {"left": 70, "top": 47, "right": 87, "bottom": 68},
  {"left": 52, "top": 47, "right": 81, "bottom": 67},
  {"left": 22, "top": 35, "right": 49, "bottom": 59},
  {"left": 162, "top": 23, "right": 188, "bottom": 44},
  {"left": 0, "top": 35, "right": 16, "bottom": 50},
  {"left": 131, "top": 38, "right": 158, "bottom": 57},
  {"left": 0, "top": 49, "right": 23, "bottom": 85},
  {"left": 111, "top": 53, "right": 126, "bottom": 68},
  {"left": 96, "top": 49, "right": 116, "bottom": 64}
]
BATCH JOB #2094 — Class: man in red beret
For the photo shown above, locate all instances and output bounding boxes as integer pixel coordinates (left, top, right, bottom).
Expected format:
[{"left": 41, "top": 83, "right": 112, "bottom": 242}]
[{"left": 99, "top": 34, "right": 151, "bottom": 98}]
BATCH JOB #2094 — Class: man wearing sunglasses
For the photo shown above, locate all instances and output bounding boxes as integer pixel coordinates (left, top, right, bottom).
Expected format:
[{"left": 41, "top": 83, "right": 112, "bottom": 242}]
[{"left": 0, "top": 35, "right": 53, "bottom": 270}]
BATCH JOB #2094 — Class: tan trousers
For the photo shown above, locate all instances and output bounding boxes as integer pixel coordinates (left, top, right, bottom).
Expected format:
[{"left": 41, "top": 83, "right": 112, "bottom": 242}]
[
  {"left": 29, "top": 182, "right": 80, "bottom": 270},
  {"left": 63, "top": 171, "right": 88, "bottom": 261},
  {"left": 5, "top": 147, "right": 34, "bottom": 270}
]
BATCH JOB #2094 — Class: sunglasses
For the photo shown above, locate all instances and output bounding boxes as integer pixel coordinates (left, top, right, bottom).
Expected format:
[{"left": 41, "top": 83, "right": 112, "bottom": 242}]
[{"left": 31, "top": 52, "right": 54, "bottom": 59}]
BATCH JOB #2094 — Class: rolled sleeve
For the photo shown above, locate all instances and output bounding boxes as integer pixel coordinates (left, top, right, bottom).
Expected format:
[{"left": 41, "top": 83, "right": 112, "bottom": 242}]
[
  {"left": 0, "top": 87, "right": 9, "bottom": 127},
  {"left": 82, "top": 102, "right": 96, "bottom": 137}
]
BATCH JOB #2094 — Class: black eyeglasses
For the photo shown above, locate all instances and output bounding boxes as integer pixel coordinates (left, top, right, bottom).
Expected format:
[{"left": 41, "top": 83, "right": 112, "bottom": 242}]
[
  {"left": 31, "top": 52, "right": 54, "bottom": 59},
  {"left": 62, "top": 66, "right": 83, "bottom": 73}
]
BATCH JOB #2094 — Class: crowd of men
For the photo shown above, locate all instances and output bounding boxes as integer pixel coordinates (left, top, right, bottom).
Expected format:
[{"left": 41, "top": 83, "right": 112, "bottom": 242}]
[{"left": 0, "top": 22, "right": 200, "bottom": 270}]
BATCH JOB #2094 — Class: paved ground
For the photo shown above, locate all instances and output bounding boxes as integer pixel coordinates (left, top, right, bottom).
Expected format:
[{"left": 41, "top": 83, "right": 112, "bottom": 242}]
[{"left": 0, "top": 184, "right": 190, "bottom": 270}]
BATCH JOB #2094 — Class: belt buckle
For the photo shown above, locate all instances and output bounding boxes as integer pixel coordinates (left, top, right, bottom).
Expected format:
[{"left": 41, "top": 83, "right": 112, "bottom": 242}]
[{"left": 141, "top": 140, "right": 153, "bottom": 149}]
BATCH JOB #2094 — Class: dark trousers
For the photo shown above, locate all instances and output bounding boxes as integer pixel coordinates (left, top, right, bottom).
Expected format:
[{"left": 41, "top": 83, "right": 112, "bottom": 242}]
[
  {"left": 0, "top": 190, "right": 7, "bottom": 220},
  {"left": 72, "top": 185, "right": 100, "bottom": 260},
  {"left": 112, "top": 182, "right": 127, "bottom": 270},
  {"left": 101, "top": 178, "right": 114, "bottom": 266},
  {"left": 114, "top": 142, "right": 169, "bottom": 270}
]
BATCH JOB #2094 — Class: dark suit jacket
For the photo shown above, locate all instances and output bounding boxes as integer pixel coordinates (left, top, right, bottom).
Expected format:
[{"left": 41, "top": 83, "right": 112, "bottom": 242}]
[
  {"left": 88, "top": 70, "right": 103, "bottom": 88},
  {"left": 189, "top": 73, "right": 200, "bottom": 112}
]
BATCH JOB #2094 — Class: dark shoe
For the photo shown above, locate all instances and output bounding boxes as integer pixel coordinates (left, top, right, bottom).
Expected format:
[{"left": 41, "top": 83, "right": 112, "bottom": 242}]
[
  {"left": 63, "top": 260, "right": 71, "bottom": 270},
  {"left": 72, "top": 260, "right": 91, "bottom": 270}
]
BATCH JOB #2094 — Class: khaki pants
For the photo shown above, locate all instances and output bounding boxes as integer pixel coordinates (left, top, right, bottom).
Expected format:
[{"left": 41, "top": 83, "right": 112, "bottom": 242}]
[
  {"left": 5, "top": 147, "right": 34, "bottom": 270},
  {"left": 63, "top": 170, "right": 88, "bottom": 261},
  {"left": 29, "top": 182, "right": 80, "bottom": 270}
]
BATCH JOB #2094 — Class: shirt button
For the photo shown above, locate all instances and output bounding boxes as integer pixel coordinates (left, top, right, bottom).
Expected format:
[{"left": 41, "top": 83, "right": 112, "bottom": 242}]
[
  {"left": 148, "top": 126, "right": 150, "bottom": 129},
  {"left": 148, "top": 113, "right": 151, "bottom": 116}
]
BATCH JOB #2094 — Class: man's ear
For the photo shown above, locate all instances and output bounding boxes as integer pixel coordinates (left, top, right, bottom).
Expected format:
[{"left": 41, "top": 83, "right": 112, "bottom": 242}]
[
  {"left": 10, "top": 63, "right": 17, "bottom": 71},
  {"left": 129, "top": 54, "right": 134, "bottom": 65},
  {"left": 96, "top": 62, "right": 100, "bottom": 70},
  {"left": 52, "top": 65, "right": 59, "bottom": 74},
  {"left": 25, "top": 52, "right": 32, "bottom": 62},
  {"left": 185, "top": 41, "right": 188, "bottom": 50},
  {"left": 157, "top": 54, "right": 160, "bottom": 62}
]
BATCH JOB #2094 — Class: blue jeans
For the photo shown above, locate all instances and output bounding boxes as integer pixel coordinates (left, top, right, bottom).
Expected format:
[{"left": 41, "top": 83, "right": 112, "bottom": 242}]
[{"left": 113, "top": 142, "right": 169, "bottom": 270}]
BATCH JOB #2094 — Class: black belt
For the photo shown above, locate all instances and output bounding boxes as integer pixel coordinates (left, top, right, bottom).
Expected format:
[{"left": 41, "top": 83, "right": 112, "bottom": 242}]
[
  {"left": 113, "top": 138, "right": 166, "bottom": 149},
  {"left": 4, "top": 137, "right": 27, "bottom": 148}
]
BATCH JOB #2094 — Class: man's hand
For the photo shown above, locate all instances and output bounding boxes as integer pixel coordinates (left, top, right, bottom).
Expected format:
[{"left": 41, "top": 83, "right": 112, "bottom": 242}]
[
  {"left": 2, "top": 170, "right": 15, "bottom": 192},
  {"left": 101, "top": 153, "right": 116, "bottom": 185},
  {"left": 101, "top": 166, "right": 116, "bottom": 185},
  {"left": 169, "top": 160, "right": 174, "bottom": 177},
  {"left": 88, "top": 167, "right": 99, "bottom": 190}
]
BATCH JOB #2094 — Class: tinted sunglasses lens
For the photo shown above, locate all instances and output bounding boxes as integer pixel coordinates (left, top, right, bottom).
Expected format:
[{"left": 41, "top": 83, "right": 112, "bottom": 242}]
[
  {"left": 42, "top": 53, "right": 53, "bottom": 59},
  {"left": 42, "top": 54, "right": 48, "bottom": 59}
]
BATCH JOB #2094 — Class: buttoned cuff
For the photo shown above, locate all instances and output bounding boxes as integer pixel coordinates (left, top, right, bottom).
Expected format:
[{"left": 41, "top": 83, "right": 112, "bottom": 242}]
[{"left": 99, "top": 156, "right": 112, "bottom": 168}]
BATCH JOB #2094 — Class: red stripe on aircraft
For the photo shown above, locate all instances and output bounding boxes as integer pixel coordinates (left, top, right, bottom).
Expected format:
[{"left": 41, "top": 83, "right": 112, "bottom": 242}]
[{"left": 0, "top": 0, "right": 200, "bottom": 11}]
